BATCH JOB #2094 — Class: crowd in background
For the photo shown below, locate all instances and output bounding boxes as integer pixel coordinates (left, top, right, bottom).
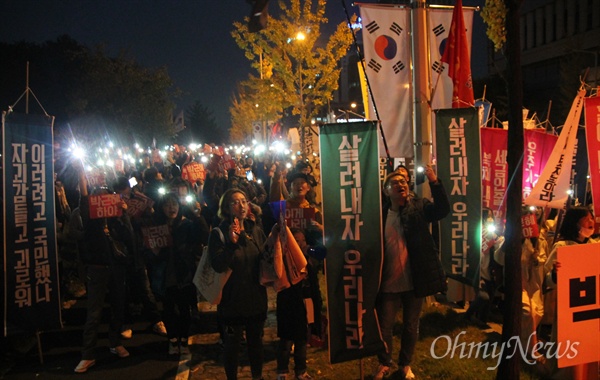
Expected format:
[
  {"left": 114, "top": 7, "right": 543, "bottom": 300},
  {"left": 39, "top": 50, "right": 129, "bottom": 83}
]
[
  {"left": 52, "top": 139, "right": 324, "bottom": 378},
  {"left": 26, "top": 137, "right": 600, "bottom": 378}
]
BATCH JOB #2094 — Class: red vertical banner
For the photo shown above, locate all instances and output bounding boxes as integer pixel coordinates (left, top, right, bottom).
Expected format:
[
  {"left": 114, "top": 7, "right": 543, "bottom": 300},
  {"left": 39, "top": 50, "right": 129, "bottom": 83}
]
[
  {"left": 440, "top": 0, "right": 474, "bottom": 108},
  {"left": 522, "top": 129, "right": 558, "bottom": 200},
  {"left": 584, "top": 96, "right": 600, "bottom": 232},
  {"left": 480, "top": 128, "right": 508, "bottom": 222}
]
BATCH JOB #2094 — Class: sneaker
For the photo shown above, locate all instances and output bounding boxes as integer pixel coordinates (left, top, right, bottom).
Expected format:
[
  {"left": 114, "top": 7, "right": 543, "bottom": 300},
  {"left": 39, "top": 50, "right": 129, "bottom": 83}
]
[
  {"left": 153, "top": 321, "right": 167, "bottom": 336},
  {"left": 168, "top": 341, "right": 179, "bottom": 355},
  {"left": 120, "top": 328, "right": 133, "bottom": 339},
  {"left": 109, "top": 345, "right": 130, "bottom": 358},
  {"left": 402, "top": 366, "right": 415, "bottom": 380},
  {"left": 74, "top": 359, "right": 95, "bottom": 373},
  {"left": 373, "top": 364, "right": 390, "bottom": 380},
  {"left": 296, "top": 372, "right": 313, "bottom": 380}
]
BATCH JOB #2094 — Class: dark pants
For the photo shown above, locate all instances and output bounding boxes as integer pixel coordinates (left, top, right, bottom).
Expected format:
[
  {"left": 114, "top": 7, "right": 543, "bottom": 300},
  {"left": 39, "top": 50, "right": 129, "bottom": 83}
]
[
  {"left": 163, "top": 285, "right": 196, "bottom": 341},
  {"left": 222, "top": 318, "right": 265, "bottom": 380},
  {"left": 465, "top": 278, "right": 496, "bottom": 323},
  {"left": 81, "top": 265, "right": 127, "bottom": 360},
  {"left": 376, "top": 291, "right": 424, "bottom": 367},
  {"left": 126, "top": 264, "right": 161, "bottom": 325},
  {"left": 277, "top": 338, "right": 307, "bottom": 376}
]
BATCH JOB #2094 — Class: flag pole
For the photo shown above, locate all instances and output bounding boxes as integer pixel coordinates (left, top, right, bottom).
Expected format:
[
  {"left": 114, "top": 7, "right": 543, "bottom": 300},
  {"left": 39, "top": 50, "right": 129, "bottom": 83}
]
[
  {"left": 341, "top": 0, "right": 393, "bottom": 168},
  {"left": 410, "top": 0, "right": 433, "bottom": 198}
]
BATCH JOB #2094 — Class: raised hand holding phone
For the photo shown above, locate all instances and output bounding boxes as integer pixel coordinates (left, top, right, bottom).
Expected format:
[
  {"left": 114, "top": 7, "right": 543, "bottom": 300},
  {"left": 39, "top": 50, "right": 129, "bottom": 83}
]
[{"left": 230, "top": 216, "right": 241, "bottom": 243}]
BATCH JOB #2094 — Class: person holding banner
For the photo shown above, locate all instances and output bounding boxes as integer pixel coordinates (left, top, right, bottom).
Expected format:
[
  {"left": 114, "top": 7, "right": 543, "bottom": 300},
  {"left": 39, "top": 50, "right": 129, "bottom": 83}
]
[
  {"left": 112, "top": 176, "right": 167, "bottom": 338},
  {"left": 148, "top": 192, "right": 206, "bottom": 355},
  {"left": 209, "top": 188, "right": 278, "bottom": 380},
  {"left": 74, "top": 168, "right": 135, "bottom": 373},
  {"left": 542, "top": 206, "right": 598, "bottom": 379},
  {"left": 374, "top": 167, "right": 450, "bottom": 380}
]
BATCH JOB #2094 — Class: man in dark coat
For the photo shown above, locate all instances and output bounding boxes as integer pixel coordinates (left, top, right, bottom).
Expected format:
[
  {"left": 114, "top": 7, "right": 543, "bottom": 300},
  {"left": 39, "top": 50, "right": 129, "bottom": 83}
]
[{"left": 374, "top": 165, "right": 450, "bottom": 380}]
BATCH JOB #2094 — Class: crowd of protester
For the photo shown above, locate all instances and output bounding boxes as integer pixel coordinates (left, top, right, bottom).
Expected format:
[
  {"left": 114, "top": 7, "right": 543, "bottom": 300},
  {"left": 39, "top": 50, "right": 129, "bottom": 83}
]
[
  {"left": 51, "top": 140, "right": 324, "bottom": 378},
  {"left": 23, "top": 137, "right": 600, "bottom": 379}
]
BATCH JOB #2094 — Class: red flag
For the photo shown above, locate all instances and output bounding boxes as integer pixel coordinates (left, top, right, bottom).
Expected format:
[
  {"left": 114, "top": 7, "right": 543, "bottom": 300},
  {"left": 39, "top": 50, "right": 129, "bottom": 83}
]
[{"left": 441, "top": 0, "right": 474, "bottom": 108}]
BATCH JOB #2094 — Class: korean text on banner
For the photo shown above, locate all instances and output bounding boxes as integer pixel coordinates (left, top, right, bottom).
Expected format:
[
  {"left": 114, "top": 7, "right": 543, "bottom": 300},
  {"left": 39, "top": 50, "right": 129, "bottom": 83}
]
[
  {"left": 525, "top": 89, "right": 585, "bottom": 209},
  {"left": 435, "top": 108, "right": 481, "bottom": 287},
  {"left": 2, "top": 112, "right": 62, "bottom": 335},
  {"left": 522, "top": 129, "right": 558, "bottom": 200},
  {"left": 556, "top": 244, "right": 600, "bottom": 368},
  {"left": 319, "top": 121, "right": 385, "bottom": 364},
  {"left": 480, "top": 127, "right": 507, "bottom": 222}
]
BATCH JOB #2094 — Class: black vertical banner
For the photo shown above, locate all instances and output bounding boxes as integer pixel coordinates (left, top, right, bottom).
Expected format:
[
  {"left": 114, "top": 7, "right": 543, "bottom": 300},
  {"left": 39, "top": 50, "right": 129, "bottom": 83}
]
[{"left": 3, "top": 112, "right": 62, "bottom": 335}]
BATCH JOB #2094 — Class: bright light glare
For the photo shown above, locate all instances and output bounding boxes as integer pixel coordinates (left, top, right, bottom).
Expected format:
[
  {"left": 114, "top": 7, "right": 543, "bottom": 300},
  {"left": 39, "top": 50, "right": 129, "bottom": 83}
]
[
  {"left": 486, "top": 223, "right": 496, "bottom": 234},
  {"left": 72, "top": 146, "right": 86, "bottom": 159},
  {"left": 158, "top": 187, "right": 166, "bottom": 195},
  {"left": 185, "top": 195, "right": 194, "bottom": 203},
  {"left": 286, "top": 162, "right": 292, "bottom": 169},
  {"left": 200, "top": 156, "right": 208, "bottom": 163},
  {"left": 529, "top": 206, "right": 536, "bottom": 212},
  {"left": 566, "top": 189, "right": 574, "bottom": 196},
  {"left": 417, "top": 166, "right": 424, "bottom": 173},
  {"left": 254, "top": 144, "right": 266, "bottom": 156}
]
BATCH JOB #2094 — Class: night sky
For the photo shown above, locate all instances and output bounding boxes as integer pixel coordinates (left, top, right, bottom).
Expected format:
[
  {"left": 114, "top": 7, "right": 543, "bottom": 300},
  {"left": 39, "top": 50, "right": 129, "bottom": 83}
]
[
  {"left": 1, "top": 0, "right": 486, "bottom": 130},
  {"left": 1, "top": 0, "right": 355, "bottom": 129}
]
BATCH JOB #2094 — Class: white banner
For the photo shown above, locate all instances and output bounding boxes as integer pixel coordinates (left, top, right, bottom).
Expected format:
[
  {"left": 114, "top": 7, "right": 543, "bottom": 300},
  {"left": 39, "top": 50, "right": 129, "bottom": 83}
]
[
  {"left": 359, "top": 4, "right": 412, "bottom": 158},
  {"left": 524, "top": 89, "right": 586, "bottom": 209}
]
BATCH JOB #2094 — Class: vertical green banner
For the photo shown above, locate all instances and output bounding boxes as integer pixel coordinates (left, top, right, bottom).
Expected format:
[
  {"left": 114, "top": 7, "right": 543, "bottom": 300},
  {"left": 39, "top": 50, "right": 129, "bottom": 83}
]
[
  {"left": 320, "top": 121, "right": 385, "bottom": 364},
  {"left": 435, "top": 108, "right": 481, "bottom": 287}
]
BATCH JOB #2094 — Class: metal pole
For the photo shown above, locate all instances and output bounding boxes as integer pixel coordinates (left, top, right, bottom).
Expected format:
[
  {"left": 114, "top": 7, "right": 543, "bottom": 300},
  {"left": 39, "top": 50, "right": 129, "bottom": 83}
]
[
  {"left": 410, "top": 0, "right": 433, "bottom": 198},
  {"left": 26, "top": 61, "right": 30, "bottom": 114}
]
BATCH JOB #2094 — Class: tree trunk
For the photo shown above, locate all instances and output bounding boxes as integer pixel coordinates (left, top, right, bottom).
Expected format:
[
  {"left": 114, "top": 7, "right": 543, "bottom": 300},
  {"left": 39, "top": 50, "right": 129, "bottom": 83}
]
[{"left": 496, "top": 0, "right": 524, "bottom": 379}]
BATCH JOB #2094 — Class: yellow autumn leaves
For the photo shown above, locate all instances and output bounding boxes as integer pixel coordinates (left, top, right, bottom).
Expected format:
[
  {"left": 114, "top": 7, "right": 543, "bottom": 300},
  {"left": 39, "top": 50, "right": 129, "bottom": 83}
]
[{"left": 481, "top": 0, "right": 507, "bottom": 52}]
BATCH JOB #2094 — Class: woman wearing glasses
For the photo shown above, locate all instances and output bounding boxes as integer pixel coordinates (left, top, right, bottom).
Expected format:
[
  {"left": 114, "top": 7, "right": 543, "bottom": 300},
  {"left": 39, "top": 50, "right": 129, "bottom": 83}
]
[{"left": 209, "top": 188, "right": 277, "bottom": 380}]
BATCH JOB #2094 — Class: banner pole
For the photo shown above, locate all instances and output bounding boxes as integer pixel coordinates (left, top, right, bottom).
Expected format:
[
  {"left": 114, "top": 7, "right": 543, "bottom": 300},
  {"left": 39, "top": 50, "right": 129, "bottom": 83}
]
[{"left": 410, "top": 0, "right": 433, "bottom": 199}]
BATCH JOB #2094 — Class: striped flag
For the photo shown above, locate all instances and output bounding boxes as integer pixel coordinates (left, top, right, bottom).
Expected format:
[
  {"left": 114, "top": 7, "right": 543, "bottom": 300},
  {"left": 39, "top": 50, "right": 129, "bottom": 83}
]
[{"left": 358, "top": 4, "right": 412, "bottom": 158}]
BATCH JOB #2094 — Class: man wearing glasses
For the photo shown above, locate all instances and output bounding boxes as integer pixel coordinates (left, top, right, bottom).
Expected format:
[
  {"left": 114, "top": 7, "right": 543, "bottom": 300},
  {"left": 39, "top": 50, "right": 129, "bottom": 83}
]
[{"left": 373, "top": 165, "right": 450, "bottom": 380}]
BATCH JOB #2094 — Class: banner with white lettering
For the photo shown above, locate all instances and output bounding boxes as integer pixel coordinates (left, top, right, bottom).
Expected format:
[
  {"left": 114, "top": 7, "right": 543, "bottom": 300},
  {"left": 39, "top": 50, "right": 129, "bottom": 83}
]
[
  {"left": 320, "top": 121, "right": 385, "bottom": 364},
  {"left": 525, "top": 89, "right": 585, "bottom": 209},
  {"left": 2, "top": 112, "right": 62, "bottom": 335},
  {"left": 584, "top": 96, "right": 600, "bottom": 232},
  {"left": 522, "top": 129, "right": 558, "bottom": 200},
  {"left": 88, "top": 194, "right": 123, "bottom": 219},
  {"left": 556, "top": 243, "right": 600, "bottom": 368},
  {"left": 435, "top": 108, "right": 481, "bottom": 286},
  {"left": 480, "top": 128, "right": 507, "bottom": 222}
]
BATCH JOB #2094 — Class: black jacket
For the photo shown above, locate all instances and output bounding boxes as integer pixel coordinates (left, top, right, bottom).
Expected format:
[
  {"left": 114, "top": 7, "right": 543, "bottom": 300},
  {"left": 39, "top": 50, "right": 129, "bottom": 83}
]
[
  {"left": 382, "top": 180, "right": 450, "bottom": 297},
  {"left": 79, "top": 195, "right": 135, "bottom": 266},
  {"left": 208, "top": 218, "right": 268, "bottom": 323}
]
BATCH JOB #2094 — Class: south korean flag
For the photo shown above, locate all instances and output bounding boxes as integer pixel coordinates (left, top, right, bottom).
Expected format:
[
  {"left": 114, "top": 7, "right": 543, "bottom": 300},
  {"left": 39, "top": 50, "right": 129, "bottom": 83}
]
[{"left": 359, "top": 4, "right": 412, "bottom": 158}]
